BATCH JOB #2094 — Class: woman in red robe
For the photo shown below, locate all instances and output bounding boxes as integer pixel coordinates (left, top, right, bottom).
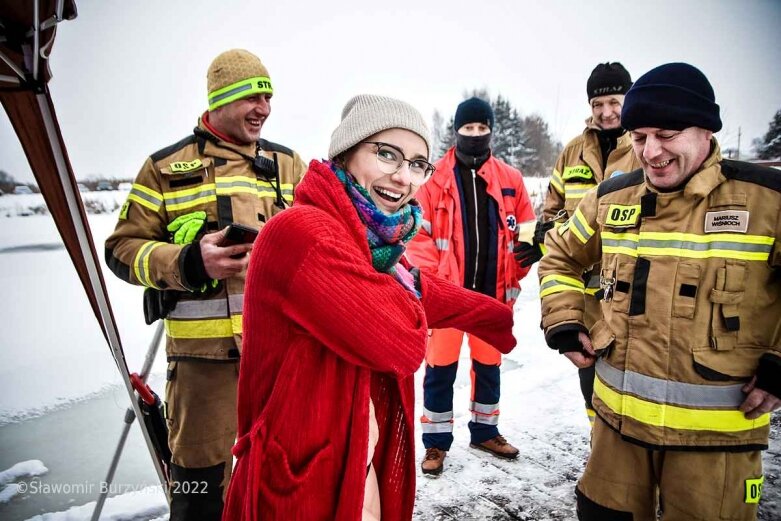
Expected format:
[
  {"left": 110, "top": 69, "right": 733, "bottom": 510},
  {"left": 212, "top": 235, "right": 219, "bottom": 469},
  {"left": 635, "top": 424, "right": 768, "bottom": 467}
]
[{"left": 223, "top": 95, "right": 516, "bottom": 520}]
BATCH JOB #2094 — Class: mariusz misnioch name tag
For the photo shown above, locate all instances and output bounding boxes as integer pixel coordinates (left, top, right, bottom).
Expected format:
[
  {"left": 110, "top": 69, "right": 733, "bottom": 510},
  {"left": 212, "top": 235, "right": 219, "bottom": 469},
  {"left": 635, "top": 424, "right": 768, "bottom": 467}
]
[{"left": 704, "top": 210, "right": 749, "bottom": 233}]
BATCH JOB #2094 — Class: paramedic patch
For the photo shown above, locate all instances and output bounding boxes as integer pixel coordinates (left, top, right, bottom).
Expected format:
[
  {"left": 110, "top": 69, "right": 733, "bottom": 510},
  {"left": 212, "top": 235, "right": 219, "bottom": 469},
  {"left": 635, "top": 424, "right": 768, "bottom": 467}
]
[{"left": 704, "top": 210, "right": 749, "bottom": 233}]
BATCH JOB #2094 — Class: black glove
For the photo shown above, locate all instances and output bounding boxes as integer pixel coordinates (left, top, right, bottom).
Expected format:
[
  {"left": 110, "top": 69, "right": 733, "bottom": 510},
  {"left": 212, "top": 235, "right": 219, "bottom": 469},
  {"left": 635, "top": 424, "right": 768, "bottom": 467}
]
[{"left": 513, "top": 220, "right": 555, "bottom": 268}]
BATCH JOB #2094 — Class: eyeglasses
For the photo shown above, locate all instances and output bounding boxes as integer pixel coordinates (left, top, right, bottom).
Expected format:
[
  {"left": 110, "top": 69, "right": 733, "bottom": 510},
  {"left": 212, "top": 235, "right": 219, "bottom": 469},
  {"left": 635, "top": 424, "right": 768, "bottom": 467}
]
[{"left": 362, "top": 141, "right": 435, "bottom": 185}]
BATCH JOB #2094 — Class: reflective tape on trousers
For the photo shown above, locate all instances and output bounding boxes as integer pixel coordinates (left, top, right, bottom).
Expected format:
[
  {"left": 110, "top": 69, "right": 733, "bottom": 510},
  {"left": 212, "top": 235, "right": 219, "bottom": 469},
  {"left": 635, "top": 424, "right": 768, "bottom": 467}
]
[{"left": 422, "top": 407, "right": 453, "bottom": 422}]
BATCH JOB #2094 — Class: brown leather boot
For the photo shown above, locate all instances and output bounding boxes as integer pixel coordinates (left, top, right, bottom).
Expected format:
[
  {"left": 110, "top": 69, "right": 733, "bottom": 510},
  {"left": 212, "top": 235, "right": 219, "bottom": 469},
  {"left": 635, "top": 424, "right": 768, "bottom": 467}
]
[
  {"left": 420, "top": 447, "right": 447, "bottom": 476},
  {"left": 470, "top": 434, "right": 519, "bottom": 460}
]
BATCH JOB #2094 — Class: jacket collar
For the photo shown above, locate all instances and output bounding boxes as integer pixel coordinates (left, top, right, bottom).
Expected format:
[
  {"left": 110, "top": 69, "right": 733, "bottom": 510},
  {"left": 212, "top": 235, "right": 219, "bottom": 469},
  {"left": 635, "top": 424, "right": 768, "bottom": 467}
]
[
  {"left": 683, "top": 138, "right": 724, "bottom": 200},
  {"left": 195, "top": 117, "right": 258, "bottom": 160}
]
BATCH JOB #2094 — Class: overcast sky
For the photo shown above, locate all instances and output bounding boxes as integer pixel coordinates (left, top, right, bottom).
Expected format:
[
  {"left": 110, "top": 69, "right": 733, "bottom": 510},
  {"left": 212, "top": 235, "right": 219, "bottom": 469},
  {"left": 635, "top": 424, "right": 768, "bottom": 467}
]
[{"left": 2, "top": 0, "right": 780, "bottom": 184}]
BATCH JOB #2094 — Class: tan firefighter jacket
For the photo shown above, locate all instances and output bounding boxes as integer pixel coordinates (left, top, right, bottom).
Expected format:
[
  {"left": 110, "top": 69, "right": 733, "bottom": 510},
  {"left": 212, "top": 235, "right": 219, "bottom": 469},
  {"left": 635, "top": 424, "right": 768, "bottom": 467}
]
[
  {"left": 539, "top": 140, "right": 781, "bottom": 450},
  {"left": 105, "top": 119, "right": 306, "bottom": 361},
  {"left": 543, "top": 119, "right": 641, "bottom": 325}
]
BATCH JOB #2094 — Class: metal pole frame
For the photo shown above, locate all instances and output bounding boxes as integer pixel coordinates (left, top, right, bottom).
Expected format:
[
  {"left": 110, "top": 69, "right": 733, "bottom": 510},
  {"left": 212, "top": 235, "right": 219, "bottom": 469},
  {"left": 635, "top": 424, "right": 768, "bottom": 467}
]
[
  {"left": 35, "top": 93, "right": 170, "bottom": 490},
  {"left": 91, "top": 322, "right": 166, "bottom": 521}
]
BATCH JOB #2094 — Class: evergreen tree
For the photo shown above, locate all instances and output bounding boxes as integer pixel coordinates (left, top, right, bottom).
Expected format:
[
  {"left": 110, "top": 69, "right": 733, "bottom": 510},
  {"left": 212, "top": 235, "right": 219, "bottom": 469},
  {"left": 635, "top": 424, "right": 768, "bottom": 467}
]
[{"left": 754, "top": 109, "right": 781, "bottom": 160}]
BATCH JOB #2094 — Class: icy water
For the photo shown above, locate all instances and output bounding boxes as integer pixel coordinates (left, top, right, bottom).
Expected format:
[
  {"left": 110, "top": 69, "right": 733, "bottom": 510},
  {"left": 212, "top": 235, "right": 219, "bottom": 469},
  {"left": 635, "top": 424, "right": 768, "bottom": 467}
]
[{"left": 0, "top": 386, "right": 164, "bottom": 520}]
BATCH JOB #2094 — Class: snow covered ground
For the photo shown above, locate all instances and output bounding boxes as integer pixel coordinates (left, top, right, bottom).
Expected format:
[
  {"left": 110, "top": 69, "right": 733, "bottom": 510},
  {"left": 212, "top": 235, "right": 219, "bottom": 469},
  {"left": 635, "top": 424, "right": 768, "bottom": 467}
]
[{"left": 0, "top": 187, "right": 778, "bottom": 520}]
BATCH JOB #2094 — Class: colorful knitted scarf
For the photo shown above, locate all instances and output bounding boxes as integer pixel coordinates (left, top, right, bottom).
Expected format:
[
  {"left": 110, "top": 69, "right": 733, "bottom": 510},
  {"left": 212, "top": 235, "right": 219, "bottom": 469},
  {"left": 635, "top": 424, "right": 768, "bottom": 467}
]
[{"left": 331, "top": 163, "right": 422, "bottom": 298}]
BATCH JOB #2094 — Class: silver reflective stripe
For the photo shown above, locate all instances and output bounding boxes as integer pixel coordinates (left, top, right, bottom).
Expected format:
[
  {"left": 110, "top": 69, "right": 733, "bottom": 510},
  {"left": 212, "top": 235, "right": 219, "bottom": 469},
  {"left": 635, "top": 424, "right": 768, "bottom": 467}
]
[
  {"left": 168, "top": 299, "right": 228, "bottom": 319},
  {"left": 165, "top": 186, "right": 216, "bottom": 206},
  {"left": 540, "top": 277, "right": 582, "bottom": 293},
  {"left": 135, "top": 242, "right": 158, "bottom": 287},
  {"left": 586, "top": 273, "right": 601, "bottom": 289},
  {"left": 471, "top": 413, "right": 499, "bottom": 425},
  {"left": 229, "top": 293, "right": 244, "bottom": 313},
  {"left": 129, "top": 187, "right": 162, "bottom": 207},
  {"left": 643, "top": 238, "right": 771, "bottom": 254},
  {"left": 470, "top": 401, "right": 499, "bottom": 414},
  {"left": 435, "top": 238, "right": 449, "bottom": 251},
  {"left": 595, "top": 358, "right": 746, "bottom": 407},
  {"left": 421, "top": 422, "right": 454, "bottom": 433},
  {"left": 505, "top": 287, "right": 521, "bottom": 301},
  {"left": 571, "top": 214, "right": 593, "bottom": 241},
  {"left": 422, "top": 407, "right": 453, "bottom": 422},
  {"left": 210, "top": 82, "right": 253, "bottom": 106},
  {"left": 217, "top": 178, "right": 256, "bottom": 190},
  {"left": 421, "top": 219, "right": 432, "bottom": 235}
]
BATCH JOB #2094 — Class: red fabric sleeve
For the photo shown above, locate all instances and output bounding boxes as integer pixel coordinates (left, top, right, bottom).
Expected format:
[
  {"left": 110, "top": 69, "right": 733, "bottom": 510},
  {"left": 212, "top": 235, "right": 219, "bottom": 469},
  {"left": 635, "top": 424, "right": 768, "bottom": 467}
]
[
  {"left": 418, "top": 271, "right": 516, "bottom": 354},
  {"left": 279, "top": 220, "right": 428, "bottom": 378}
]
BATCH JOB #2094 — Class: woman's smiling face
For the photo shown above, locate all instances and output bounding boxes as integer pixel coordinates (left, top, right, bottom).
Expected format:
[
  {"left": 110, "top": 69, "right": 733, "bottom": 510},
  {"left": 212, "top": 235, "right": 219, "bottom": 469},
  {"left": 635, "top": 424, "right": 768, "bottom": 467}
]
[{"left": 343, "top": 128, "right": 429, "bottom": 214}]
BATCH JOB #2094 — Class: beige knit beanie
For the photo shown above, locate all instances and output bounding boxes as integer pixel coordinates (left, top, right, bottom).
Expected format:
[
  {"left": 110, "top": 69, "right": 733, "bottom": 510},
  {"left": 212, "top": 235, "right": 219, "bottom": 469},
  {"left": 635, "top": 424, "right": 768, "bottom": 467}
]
[
  {"left": 328, "top": 94, "right": 431, "bottom": 160},
  {"left": 207, "top": 49, "right": 272, "bottom": 111}
]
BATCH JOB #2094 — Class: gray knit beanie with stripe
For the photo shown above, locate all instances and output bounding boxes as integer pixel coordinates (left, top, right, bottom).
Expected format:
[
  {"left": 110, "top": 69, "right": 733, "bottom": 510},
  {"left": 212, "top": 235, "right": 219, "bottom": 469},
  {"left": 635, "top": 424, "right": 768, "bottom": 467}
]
[{"left": 328, "top": 94, "right": 431, "bottom": 160}]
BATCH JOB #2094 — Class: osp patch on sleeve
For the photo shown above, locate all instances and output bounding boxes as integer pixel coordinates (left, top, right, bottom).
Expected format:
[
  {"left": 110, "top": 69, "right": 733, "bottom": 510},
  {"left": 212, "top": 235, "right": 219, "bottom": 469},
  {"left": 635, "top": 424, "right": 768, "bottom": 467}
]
[
  {"left": 704, "top": 210, "right": 749, "bottom": 233},
  {"left": 604, "top": 204, "right": 641, "bottom": 227},
  {"left": 744, "top": 476, "right": 763, "bottom": 504}
]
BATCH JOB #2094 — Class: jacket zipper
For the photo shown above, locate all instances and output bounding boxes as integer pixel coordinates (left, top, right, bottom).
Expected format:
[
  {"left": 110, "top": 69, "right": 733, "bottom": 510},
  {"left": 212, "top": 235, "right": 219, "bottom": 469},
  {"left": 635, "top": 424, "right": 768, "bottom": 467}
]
[{"left": 471, "top": 169, "right": 479, "bottom": 290}]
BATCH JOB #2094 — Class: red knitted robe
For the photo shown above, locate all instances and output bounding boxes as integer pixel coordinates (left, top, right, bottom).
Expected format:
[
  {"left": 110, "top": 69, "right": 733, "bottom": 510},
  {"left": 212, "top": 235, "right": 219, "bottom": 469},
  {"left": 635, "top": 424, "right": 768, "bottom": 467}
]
[{"left": 223, "top": 160, "right": 516, "bottom": 520}]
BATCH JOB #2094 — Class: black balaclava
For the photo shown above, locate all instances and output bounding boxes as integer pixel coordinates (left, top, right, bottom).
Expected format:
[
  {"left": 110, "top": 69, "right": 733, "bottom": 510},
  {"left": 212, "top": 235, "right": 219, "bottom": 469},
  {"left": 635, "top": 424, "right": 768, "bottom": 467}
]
[{"left": 454, "top": 97, "right": 494, "bottom": 169}]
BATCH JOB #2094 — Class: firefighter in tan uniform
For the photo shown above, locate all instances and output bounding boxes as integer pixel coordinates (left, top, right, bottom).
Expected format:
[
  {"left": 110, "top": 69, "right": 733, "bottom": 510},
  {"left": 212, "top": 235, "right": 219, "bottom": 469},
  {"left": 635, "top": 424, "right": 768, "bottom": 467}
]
[
  {"left": 517, "top": 62, "right": 640, "bottom": 425},
  {"left": 539, "top": 62, "right": 781, "bottom": 520},
  {"left": 105, "top": 49, "right": 306, "bottom": 520}
]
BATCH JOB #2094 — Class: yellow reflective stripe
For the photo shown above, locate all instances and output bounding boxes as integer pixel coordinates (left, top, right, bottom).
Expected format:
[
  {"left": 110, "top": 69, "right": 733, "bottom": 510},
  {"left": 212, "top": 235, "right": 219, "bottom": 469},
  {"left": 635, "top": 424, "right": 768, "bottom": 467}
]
[
  {"left": 569, "top": 208, "right": 595, "bottom": 244},
  {"left": 540, "top": 274, "right": 585, "bottom": 297},
  {"left": 128, "top": 184, "right": 163, "bottom": 212},
  {"left": 208, "top": 76, "right": 273, "bottom": 110},
  {"left": 133, "top": 241, "right": 165, "bottom": 289},
  {"left": 164, "top": 314, "right": 243, "bottom": 339},
  {"left": 563, "top": 183, "right": 595, "bottom": 200},
  {"left": 594, "top": 375, "right": 770, "bottom": 433},
  {"left": 585, "top": 287, "right": 600, "bottom": 296},
  {"left": 162, "top": 183, "right": 217, "bottom": 211},
  {"left": 256, "top": 180, "right": 295, "bottom": 203},
  {"left": 602, "top": 231, "right": 774, "bottom": 261},
  {"left": 550, "top": 170, "right": 564, "bottom": 194}
]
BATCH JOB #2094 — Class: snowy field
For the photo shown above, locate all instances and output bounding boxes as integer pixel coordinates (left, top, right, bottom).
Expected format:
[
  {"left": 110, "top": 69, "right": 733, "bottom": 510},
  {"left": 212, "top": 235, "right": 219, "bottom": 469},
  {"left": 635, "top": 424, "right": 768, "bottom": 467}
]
[{"left": 0, "top": 185, "right": 778, "bottom": 520}]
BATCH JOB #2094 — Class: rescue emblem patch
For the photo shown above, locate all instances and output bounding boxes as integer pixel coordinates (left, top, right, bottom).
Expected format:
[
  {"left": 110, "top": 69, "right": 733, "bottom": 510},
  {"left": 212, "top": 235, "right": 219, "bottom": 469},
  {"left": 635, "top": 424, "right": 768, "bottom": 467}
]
[
  {"left": 506, "top": 214, "right": 517, "bottom": 232},
  {"left": 704, "top": 210, "right": 749, "bottom": 233},
  {"left": 605, "top": 204, "right": 640, "bottom": 227},
  {"left": 744, "top": 476, "right": 763, "bottom": 504},
  {"left": 169, "top": 159, "right": 203, "bottom": 173}
]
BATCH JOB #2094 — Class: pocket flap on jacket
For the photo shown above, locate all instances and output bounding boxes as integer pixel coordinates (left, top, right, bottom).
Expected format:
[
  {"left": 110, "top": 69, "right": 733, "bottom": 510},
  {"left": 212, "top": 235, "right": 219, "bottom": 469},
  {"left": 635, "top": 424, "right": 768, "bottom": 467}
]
[
  {"left": 589, "top": 319, "right": 615, "bottom": 354},
  {"left": 692, "top": 347, "right": 761, "bottom": 381}
]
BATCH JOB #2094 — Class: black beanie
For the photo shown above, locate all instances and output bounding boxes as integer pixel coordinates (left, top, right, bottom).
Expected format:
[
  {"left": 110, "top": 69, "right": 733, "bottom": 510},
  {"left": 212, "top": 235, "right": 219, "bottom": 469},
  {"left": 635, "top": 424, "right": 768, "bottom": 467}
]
[
  {"left": 587, "top": 62, "right": 632, "bottom": 100},
  {"left": 454, "top": 97, "right": 494, "bottom": 132},
  {"left": 621, "top": 62, "right": 722, "bottom": 132}
]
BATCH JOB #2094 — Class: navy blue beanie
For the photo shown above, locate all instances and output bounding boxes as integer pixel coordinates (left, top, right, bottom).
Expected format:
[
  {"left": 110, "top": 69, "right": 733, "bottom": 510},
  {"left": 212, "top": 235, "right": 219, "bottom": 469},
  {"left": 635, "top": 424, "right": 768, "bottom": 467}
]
[
  {"left": 621, "top": 62, "right": 722, "bottom": 132},
  {"left": 454, "top": 97, "right": 494, "bottom": 131}
]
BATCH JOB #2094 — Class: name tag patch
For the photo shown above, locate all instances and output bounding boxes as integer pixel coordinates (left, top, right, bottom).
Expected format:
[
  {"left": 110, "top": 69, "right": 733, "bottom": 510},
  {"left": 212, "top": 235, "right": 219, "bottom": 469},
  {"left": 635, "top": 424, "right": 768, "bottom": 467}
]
[
  {"left": 704, "top": 210, "right": 749, "bottom": 233},
  {"left": 605, "top": 204, "right": 640, "bottom": 227}
]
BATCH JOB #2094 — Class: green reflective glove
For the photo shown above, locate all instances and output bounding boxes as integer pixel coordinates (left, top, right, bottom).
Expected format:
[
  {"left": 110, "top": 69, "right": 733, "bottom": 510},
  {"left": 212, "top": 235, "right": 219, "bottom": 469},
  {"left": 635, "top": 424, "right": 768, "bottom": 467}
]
[{"left": 167, "top": 211, "right": 207, "bottom": 245}]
